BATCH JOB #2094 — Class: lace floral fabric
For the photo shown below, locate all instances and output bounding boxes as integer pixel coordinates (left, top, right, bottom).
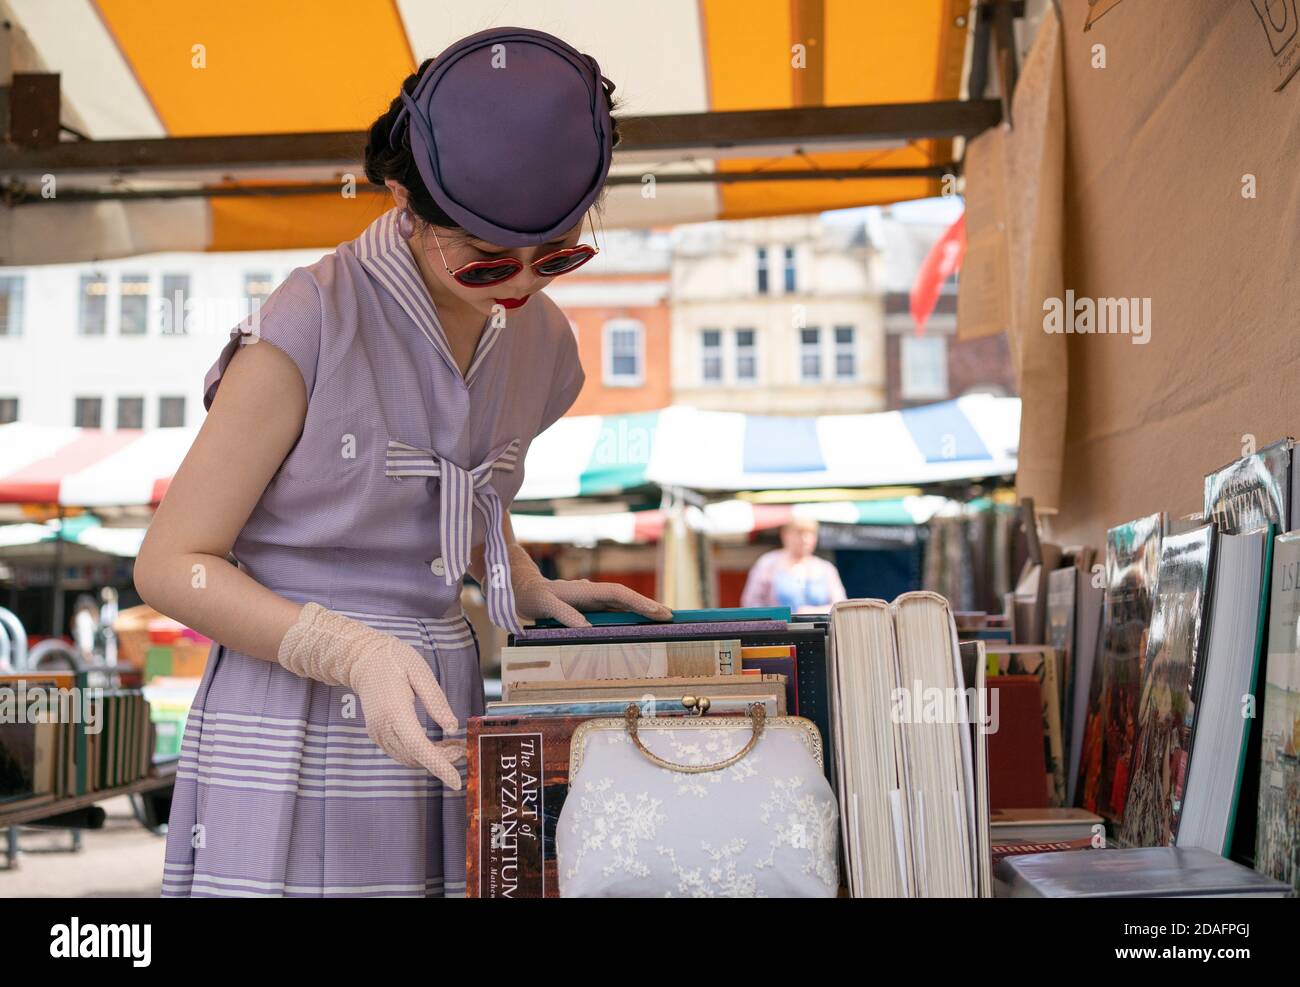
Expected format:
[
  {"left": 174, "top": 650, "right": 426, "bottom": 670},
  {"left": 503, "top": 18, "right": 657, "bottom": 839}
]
[{"left": 557, "top": 724, "right": 839, "bottom": 897}]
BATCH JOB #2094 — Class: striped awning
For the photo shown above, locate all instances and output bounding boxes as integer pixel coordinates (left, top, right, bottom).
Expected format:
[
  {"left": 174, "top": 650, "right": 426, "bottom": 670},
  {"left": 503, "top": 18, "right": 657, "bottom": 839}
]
[
  {"left": 0, "top": 514, "right": 145, "bottom": 561},
  {"left": 1, "top": 0, "right": 979, "bottom": 263},
  {"left": 0, "top": 395, "right": 1016, "bottom": 509},
  {"left": 521, "top": 395, "right": 1020, "bottom": 499},
  {"left": 511, "top": 495, "right": 951, "bottom": 546}
]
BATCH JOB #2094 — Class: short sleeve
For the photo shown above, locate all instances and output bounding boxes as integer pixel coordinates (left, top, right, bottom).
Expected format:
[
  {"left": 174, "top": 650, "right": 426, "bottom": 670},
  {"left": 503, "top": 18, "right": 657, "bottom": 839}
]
[
  {"left": 202, "top": 267, "right": 322, "bottom": 411},
  {"left": 536, "top": 315, "right": 585, "bottom": 435}
]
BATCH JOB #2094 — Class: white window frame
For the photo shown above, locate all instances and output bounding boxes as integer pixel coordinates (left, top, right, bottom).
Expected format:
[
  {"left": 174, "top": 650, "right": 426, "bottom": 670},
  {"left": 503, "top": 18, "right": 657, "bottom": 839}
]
[
  {"left": 833, "top": 324, "right": 858, "bottom": 381},
  {"left": 798, "top": 326, "right": 822, "bottom": 382},
  {"left": 700, "top": 327, "right": 723, "bottom": 384},
  {"left": 602, "top": 317, "right": 645, "bottom": 388},
  {"left": 734, "top": 327, "right": 758, "bottom": 384},
  {"left": 900, "top": 334, "right": 949, "bottom": 400}
]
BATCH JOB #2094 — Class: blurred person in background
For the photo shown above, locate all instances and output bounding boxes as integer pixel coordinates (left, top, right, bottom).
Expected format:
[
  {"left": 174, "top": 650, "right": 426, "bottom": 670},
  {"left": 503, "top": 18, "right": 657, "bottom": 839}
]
[{"left": 740, "top": 518, "right": 847, "bottom": 614}]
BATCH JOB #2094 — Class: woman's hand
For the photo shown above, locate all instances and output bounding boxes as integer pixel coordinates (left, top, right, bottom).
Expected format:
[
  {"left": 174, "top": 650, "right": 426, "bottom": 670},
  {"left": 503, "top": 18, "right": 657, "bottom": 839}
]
[
  {"left": 508, "top": 544, "right": 672, "bottom": 628},
  {"left": 278, "top": 603, "right": 465, "bottom": 789}
]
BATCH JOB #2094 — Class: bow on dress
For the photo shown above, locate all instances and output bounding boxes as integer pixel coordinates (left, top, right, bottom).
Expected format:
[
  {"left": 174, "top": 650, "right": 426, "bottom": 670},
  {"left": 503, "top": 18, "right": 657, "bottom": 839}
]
[{"left": 385, "top": 436, "right": 524, "bottom": 636}]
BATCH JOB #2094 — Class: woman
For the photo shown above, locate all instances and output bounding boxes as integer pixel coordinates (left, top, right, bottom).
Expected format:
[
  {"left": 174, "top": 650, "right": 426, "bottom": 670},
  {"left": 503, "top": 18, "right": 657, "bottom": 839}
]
[
  {"left": 135, "top": 27, "right": 671, "bottom": 898},
  {"left": 739, "top": 518, "right": 847, "bottom": 614}
]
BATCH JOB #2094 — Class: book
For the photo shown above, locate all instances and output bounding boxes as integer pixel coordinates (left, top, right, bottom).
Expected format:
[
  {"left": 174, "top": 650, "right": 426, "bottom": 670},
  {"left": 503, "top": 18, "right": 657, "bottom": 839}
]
[
  {"left": 1176, "top": 528, "right": 1272, "bottom": 858},
  {"left": 1077, "top": 513, "right": 1163, "bottom": 824},
  {"left": 498, "top": 638, "right": 741, "bottom": 700},
  {"left": 1067, "top": 569, "right": 1104, "bottom": 806},
  {"left": 1204, "top": 437, "right": 1293, "bottom": 535},
  {"left": 507, "top": 622, "right": 834, "bottom": 785},
  {"left": 986, "top": 645, "right": 1065, "bottom": 806},
  {"left": 990, "top": 807, "right": 1104, "bottom": 842},
  {"left": 829, "top": 596, "right": 986, "bottom": 898},
  {"left": 995, "top": 846, "right": 1291, "bottom": 898},
  {"left": 828, "top": 599, "right": 912, "bottom": 898},
  {"left": 513, "top": 619, "right": 786, "bottom": 642},
  {"left": 740, "top": 645, "right": 798, "bottom": 715},
  {"left": 986, "top": 676, "right": 1049, "bottom": 810},
  {"left": 527, "top": 606, "right": 791, "bottom": 629},
  {"left": 1255, "top": 530, "right": 1300, "bottom": 892},
  {"left": 959, "top": 641, "right": 994, "bottom": 897},
  {"left": 484, "top": 695, "right": 782, "bottom": 718},
  {"left": 990, "top": 836, "right": 1097, "bottom": 867},
  {"left": 890, "top": 592, "right": 980, "bottom": 897},
  {"left": 1120, "top": 524, "right": 1216, "bottom": 848},
  {"left": 467, "top": 714, "right": 582, "bottom": 898},
  {"left": 1046, "top": 567, "right": 1077, "bottom": 764},
  {"left": 507, "top": 674, "right": 788, "bottom": 713}
]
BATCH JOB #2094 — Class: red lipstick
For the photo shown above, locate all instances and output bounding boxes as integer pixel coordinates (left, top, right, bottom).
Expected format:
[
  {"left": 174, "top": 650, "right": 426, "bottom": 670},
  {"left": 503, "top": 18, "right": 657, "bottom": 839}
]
[{"left": 493, "top": 295, "right": 530, "bottom": 310}]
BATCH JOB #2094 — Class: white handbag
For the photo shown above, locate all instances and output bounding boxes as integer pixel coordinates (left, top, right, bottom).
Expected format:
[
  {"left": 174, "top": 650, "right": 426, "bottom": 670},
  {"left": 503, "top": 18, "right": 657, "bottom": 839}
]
[{"left": 557, "top": 703, "right": 840, "bottom": 897}]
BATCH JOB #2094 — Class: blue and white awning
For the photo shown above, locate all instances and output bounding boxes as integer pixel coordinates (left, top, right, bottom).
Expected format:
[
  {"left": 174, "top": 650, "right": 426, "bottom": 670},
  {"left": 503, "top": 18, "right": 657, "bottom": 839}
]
[{"left": 516, "top": 395, "right": 1019, "bottom": 500}]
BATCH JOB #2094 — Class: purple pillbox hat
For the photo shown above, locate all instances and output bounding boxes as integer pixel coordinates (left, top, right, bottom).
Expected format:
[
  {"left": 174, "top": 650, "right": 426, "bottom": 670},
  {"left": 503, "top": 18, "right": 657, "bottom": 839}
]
[{"left": 389, "top": 26, "right": 615, "bottom": 247}]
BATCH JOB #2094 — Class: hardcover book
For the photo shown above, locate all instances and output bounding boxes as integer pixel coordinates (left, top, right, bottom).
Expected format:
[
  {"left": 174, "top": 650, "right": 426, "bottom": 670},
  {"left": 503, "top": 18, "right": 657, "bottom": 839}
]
[
  {"left": 1119, "top": 525, "right": 1216, "bottom": 848},
  {"left": 987, "top": 645, "right": 1065, "bottom": 806},
  {"left": 1076, "top": 514, "right": 1163, "bottom": 824},
  {"left": 1204, "top": 438, "right": 1293, "bottom": 535},
  {"left": 499, "top": 638, "right": 741, "bottom": 699},
  {"left": 1046, "top": 567, "right": 1077, "bottom": 762},
  {"left": 1255, "top": 530, "right": 1300, "bottom": 892}
]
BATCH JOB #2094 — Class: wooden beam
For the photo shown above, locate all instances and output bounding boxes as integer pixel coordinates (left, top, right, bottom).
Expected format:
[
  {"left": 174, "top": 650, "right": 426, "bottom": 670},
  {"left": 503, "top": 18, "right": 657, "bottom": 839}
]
[{"left": 0, "top": 101, "right": 1002, "bottom": 179}]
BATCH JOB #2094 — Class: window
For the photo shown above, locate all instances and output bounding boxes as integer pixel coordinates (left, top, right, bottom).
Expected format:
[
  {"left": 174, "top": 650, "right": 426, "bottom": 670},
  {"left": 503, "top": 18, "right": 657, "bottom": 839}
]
[
  {"left": 159, "top": 396, "right": 186, "bottom": 428},
  {"left": 701, "top": 329, "right": 722, "bottom": 382},
  {"left": 799, "top": 327, "right": 821, "bottom": 381},
  {"left": 74, "top": 397, "right": 103, "bottom": 428},
  {"left": 901, "top": 335, "right": 949, "bottom": 400},
  {"left": 79, "top": 273, "right": 108, "bottom": 335},
  {"left": 756, "top": 247, "right": 769, "bottom": 295},
  {"left": 834, "top": 325, "right": 856, "bottom": 380},
  {"left": 783, "top": 246, "right": 796, "bottom": 293},
  {"left": 0, "top": 398, "right": 17, "bottom": 424},
  {"left": 735, "top": 328, "right": 756, "bottom": 382},
  {"left": 117, "top": 396, "right": 145, "bottom": 429},
  {"left": 244, "top": 271, "right": 274, "bottom": 319},
  {"left": 602, "top": 318, "right": 644, "bottom": 387},
  {"left": 0, "top": 276, "right": 24, "bottom": 336},
  {"left": 119, "top": 273, "right": 150, "bottom": 335},
  {"left": 160, "top": 273, "right": 191, "bottom": 335}
]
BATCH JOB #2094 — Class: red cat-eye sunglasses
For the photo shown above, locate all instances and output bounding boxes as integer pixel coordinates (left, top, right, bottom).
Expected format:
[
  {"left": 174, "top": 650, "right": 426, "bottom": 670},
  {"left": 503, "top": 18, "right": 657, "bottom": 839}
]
[{"left": 430, "top": 211, "right": 600, "bottom": 288}]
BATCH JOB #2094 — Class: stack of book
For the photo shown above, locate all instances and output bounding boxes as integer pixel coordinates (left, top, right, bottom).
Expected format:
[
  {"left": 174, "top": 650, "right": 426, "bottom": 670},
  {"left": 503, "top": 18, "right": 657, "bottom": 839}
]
[
  {"left": 0, "top": 672, "right": 157, "bottom": 811},
  {"left": 465, "top": 606, "right": 833, "bottom": 898},
  {"left": 1002, "top": 436, "right": 1300, "bottom": 896},
  {"left": 829, "top": 593, "right": 991, "bottom": 897}
]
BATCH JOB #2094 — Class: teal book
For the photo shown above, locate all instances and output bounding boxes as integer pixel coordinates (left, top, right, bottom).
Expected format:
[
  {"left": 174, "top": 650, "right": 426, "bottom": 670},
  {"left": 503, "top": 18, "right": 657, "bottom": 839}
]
[{"left": 530, "top": 606, "right": 791, "bottom": 629}]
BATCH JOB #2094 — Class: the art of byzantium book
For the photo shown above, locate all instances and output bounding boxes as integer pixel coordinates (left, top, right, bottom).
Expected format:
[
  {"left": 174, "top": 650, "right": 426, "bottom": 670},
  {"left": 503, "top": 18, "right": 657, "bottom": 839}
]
[
  {"left": 1120, "top": 526, "right": 1215, "bottom": 848},
  {"left": 1076, "top": 513, "right": 1163, "bottom": 824},
  {"left": 1256, "top": 531, "right": 1300, "bottom": 892},
  {"left": 1204, "top": 437, "right": 1293, "bottom": 535}
]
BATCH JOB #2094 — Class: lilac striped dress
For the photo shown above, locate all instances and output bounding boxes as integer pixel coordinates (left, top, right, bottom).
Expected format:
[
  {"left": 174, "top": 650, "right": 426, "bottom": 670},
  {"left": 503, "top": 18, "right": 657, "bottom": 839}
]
[{"left": 160, "top": 207, "right": 584, "bottom": 897}]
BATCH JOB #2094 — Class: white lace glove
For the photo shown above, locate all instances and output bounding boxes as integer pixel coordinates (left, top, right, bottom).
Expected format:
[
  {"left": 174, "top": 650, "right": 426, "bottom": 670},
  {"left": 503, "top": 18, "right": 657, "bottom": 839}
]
[
  {"left": 507, "top": 543, "right": 673, "bottom": 628},
  {"left": 276, "top": 603, "right": 465, "bottom": 789}
]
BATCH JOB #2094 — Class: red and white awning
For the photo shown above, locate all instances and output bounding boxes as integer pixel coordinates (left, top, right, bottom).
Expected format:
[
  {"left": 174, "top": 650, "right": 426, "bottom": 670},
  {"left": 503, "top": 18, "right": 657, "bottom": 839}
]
[{"left": 0, "top": 423, "right": 196, "bottom": 507}]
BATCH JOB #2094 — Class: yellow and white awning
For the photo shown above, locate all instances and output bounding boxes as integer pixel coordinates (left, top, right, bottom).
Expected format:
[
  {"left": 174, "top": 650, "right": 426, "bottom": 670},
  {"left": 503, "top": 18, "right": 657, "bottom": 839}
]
[{"left": 1, "top": 0, "right": 982, "bottom": 262}]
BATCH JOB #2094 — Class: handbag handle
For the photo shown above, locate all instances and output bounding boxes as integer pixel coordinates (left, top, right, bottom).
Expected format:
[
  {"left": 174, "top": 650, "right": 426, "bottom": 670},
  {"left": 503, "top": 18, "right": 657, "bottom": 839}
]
[{"left": 622, "top": 702, "right": 766, "bottom": 774}]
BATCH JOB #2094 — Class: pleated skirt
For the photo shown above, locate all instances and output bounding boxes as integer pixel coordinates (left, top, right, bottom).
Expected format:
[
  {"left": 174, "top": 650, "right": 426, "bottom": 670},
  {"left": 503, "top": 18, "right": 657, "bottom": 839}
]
[{"left": 160, "top": 610, "right": 484, "bottom": 897}]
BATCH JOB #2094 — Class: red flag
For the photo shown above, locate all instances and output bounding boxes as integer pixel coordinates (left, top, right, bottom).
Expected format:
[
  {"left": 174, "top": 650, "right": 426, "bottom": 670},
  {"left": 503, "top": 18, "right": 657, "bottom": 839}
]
[{"left": 909, "top": 212, "right": 966, "bottom": 336}]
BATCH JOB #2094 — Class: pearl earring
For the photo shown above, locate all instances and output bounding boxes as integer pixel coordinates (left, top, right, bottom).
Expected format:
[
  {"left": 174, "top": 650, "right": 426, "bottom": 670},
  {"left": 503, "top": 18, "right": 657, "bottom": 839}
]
[{"left": 397, "top": 207, "right": 416, "bottom": 240}]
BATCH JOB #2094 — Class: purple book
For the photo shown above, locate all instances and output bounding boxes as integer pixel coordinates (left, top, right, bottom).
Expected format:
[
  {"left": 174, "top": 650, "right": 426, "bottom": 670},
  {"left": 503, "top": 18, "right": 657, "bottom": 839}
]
[{"left": 514, "top": 620, "right": 787, "bottom": 643}]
